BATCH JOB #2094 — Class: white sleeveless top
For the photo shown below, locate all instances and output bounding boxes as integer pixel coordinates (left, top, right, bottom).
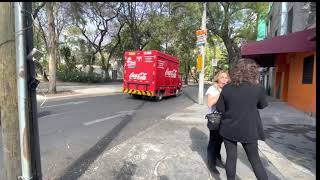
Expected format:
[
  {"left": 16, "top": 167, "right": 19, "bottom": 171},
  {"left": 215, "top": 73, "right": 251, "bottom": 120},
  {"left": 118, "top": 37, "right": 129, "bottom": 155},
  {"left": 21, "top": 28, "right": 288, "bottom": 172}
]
[{"left": 205, "top": 85, "right": 221, "bottom": 113}]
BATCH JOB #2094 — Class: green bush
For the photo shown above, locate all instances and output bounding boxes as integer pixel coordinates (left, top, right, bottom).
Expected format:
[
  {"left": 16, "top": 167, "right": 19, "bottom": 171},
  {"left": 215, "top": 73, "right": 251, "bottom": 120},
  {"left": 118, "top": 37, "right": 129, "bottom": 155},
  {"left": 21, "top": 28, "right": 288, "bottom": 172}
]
[{"left": 57, "top": 65, "right": 105, "bottom": 83}]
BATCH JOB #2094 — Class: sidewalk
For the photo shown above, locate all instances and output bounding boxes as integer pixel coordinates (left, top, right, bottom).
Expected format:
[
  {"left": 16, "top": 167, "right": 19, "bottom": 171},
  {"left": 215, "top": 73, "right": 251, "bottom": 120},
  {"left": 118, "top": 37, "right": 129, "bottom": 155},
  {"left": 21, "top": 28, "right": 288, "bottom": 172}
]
[
  {"left": 77, "top": 97, "right": 315, "bottom": 180},
  {"left": 258, "top": 97, "right": 316, "bottom": 179},
  {"left": 36, "top": 80, "right": 202, "bottom": 101},
  {"left": 36, "top": 81, "right": 123, "bottom": 101}
]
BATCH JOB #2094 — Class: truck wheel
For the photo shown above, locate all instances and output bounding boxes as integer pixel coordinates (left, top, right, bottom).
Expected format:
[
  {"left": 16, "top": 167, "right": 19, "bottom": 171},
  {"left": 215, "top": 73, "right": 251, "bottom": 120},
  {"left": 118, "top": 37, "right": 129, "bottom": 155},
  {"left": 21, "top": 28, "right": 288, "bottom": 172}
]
[
  {"left": 175, "top": 89, "right": 180, "bottom": 97},
  {"left": 156, "top": 92, "right": 163, "bottom": 101}
]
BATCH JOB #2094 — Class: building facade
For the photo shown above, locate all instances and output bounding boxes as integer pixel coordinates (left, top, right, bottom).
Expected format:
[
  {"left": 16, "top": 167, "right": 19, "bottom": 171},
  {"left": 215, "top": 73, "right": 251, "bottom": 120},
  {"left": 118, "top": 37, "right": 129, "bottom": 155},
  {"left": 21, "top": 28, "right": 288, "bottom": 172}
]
[
  {"left": 241, "top": 2, "right": 316, "bottom": 116},
  {"left": 266, "top": 2, "right": 316, "bottom": 38}
]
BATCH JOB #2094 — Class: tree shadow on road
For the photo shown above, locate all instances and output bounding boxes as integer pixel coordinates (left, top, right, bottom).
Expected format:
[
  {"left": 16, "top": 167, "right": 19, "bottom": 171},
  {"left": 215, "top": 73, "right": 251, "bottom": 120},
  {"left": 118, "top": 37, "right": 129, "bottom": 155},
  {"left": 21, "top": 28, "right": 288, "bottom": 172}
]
[
  {"left": 183, "top": 91, "right": 197, "bottom": 103},
  {"left": 37, "top": 111, "right": 51, "bottom": 118},
  {"left": 113, "top": 161, "right": 138, "bottom": 180},
  {"left": 263, "top": 123, "right": 316, "bottom": 175},
  {"left": 57, "top": 102, "right": 146, "bottom": 180},
  {"left": 187, "top": 127, "right": 284, "bottom": 180},
  {"left": 158, "top": 175, "right": 169, "bottom": 180},
  {"left": 237, "top": 144, "right": 283, "bottom": 180}
]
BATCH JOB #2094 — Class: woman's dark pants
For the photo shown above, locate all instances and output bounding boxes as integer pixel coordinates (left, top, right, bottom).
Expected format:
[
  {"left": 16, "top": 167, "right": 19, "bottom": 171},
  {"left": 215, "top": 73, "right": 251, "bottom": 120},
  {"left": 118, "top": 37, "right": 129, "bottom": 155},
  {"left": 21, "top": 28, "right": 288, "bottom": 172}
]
[
  {"left": 207, "top": 130, "right": 223, "bottom": 168},
  {"left": 223, "top": 138, "right": 268, "bottom": 180}
]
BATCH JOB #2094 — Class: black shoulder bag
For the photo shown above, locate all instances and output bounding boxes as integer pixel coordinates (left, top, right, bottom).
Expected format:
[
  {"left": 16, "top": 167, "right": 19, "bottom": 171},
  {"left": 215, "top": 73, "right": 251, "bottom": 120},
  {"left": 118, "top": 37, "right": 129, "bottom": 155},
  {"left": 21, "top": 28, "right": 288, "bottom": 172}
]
[
  {"left": 205, "top": 85, "right": 223, "bottom": 130},
  {"left": 205, "top": 111, "right": 222, "bottom": 130}
]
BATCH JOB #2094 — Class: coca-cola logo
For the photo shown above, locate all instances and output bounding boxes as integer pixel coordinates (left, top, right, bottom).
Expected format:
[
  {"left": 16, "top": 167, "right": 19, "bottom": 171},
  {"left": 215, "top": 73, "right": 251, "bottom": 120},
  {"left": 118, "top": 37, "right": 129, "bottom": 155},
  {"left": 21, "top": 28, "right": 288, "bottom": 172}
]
[
  {"left": 165, "top": 69, "right": 177, "bottom": 78},
  {"left": 129, "top": 72, "right": 147, "bottom": 80}
]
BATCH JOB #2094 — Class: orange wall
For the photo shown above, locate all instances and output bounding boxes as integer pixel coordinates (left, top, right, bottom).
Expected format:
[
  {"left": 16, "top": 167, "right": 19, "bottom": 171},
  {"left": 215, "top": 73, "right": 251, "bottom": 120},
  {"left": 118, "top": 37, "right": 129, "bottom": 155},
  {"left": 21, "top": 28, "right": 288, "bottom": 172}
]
[
  {"left": 274, "top": 52, "right": 316, "bottom": 115},
  {"left": 286, "top": 52, "right": 316, "bottom": 115},
  {"left": 274, "top": 54, "right": 289, "bottom": 101}
]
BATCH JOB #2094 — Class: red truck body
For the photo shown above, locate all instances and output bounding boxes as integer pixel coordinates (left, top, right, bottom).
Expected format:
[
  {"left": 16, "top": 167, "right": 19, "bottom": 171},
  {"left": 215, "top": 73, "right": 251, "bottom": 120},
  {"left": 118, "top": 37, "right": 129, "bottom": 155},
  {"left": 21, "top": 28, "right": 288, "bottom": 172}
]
[{"left": 123, "top": 50, "right": 182, "bottom": 100}]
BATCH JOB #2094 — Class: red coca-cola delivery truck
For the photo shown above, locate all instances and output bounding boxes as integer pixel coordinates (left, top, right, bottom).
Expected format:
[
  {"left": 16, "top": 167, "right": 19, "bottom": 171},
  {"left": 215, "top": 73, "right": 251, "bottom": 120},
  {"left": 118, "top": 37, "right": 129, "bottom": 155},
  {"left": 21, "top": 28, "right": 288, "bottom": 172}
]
[{"left": 123, "top": 50, "right": 182, "bottom": 101}]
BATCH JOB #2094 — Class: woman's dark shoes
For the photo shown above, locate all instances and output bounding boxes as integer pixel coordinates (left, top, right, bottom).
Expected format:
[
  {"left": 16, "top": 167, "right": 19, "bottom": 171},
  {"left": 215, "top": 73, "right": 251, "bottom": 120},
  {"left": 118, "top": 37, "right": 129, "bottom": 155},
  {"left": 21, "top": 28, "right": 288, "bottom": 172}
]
[
  {"left": 216, "top": 158, "right": 225, "bottom": 168},
  {"left": 210, "top": 166, "right": 220, "bottom": 174},
  {"left": 208, "top": 159, "right": 220, "bottom": 174}
]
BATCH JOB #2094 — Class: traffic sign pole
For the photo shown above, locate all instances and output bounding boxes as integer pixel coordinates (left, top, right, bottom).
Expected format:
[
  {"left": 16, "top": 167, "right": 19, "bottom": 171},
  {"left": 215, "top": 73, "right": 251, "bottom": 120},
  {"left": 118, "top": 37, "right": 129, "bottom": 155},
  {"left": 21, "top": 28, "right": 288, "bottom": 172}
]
[{"left": 198, "top": 2, "right": 206, "bottom": 105}]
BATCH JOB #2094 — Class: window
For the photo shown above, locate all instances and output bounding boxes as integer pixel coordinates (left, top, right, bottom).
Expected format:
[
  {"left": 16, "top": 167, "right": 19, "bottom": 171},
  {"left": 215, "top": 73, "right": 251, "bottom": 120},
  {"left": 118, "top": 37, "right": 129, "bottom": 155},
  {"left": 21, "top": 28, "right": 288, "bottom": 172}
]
[
  {"left": 302, "top": 55, "right": 314, "bottom": 84},
  {"left": 287, "top": 8, "right": 293, "bottom": 33}
]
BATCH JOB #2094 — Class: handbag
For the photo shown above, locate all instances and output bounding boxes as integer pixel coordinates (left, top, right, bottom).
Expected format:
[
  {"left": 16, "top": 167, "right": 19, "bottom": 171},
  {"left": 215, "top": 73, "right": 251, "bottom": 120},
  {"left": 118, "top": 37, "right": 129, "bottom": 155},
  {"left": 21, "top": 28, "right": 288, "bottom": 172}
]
[{"left": 205, "top": 111, "right": 222, "bottom": 130}]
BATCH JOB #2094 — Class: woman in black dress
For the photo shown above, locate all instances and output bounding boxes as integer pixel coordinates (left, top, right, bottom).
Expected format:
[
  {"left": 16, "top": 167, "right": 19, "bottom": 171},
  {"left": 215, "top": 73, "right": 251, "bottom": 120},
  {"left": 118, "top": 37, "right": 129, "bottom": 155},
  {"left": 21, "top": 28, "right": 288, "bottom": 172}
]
[{"left": 216, "top": 58, "right": 268, "bottom": 180}]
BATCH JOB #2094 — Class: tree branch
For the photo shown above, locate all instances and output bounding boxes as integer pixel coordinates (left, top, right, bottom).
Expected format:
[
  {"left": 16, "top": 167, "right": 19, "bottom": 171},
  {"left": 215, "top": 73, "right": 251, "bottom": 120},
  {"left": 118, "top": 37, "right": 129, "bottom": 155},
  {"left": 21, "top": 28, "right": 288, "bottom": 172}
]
[
  {"left": 106, "top": 21, "right": 125, "bottom": 64},
  {"left": 80, "top": 28, "right": 98, "bottom": 51},
  {"left": 36, "top": 15, "right": 48, "bottom": 49},
  {"left": 231, "top": 34, "right": 244, "bottom": 41},
  {"left": 207, "top": 3, "right": 221, "bottom": 35},
  {"left": 137, "top": 3, "right": 147, "bottom": 28},
  {"left": 33, "top": 2, "right": 46, "bottom": 19}
]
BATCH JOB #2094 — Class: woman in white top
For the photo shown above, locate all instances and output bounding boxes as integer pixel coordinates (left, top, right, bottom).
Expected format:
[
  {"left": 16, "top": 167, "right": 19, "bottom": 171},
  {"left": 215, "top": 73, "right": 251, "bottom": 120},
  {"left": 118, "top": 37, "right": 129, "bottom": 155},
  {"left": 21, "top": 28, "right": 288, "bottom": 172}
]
[{"left": 205, "top": 71, "right": 230, "bottom": 174}]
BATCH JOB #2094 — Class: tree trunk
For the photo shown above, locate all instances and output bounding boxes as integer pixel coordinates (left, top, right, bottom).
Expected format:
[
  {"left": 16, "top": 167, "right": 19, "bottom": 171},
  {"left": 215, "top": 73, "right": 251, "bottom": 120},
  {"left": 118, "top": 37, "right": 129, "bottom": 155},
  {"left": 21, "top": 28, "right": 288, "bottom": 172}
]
[
  {"left": 131, "top": 29, "right": 140, "bottom": 50},
  {"left": 224, "top": 39, "right": 240, "bottom": 69},
  {"left": 99, "top": 50, "right": 109, "bottom": 80},
  {"left": 0, "top": 3, "right": 22, "bottom": 179},
  {"left": 55, "top": 36, "right": 60, "bottom": 65},
  {"left": 88, "top": 53, "right": 94, "bottom": 75},
  {"left": 184, "top": 60, "right": 188, "bottom": 85},
  {"left": 46, "top": 2, "right": 57, "bottom": 93},
  {"left": 42, "top": 70, "right": 49, "bottom": 82},
  {"left": 55, "top": 4, "right": 60, "bottom": 65}
]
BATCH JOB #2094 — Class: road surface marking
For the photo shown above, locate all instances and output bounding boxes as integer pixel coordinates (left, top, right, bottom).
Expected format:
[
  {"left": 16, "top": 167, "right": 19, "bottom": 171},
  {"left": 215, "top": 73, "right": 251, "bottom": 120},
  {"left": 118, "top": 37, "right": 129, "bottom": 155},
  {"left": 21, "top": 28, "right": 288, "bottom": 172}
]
[
  {"left": 40, "top": 101, "right": 87, "bottom": 108},
  {"left": 38, "top": 111, "right": 74, "bottom": 119},
  {"left": 83, "top": 110, "right": 135, "bottom": 126}
]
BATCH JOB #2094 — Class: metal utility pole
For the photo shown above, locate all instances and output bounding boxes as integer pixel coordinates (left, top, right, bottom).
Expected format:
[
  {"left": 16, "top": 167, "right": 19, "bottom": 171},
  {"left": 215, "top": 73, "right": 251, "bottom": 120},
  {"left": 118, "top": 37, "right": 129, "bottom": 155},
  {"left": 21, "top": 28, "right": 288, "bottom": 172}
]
[
  {"left": 198, "top": 2, "right": 206, "bottom": 105},
  {"left": 25, "top": 2, "right": 43, "bottom": 179},
  {"left": 0, "top": 2, "right": 22, "bottom": 179},
  {"left": 15, "top": 2, "right": 33, "bottom": 179},
  {"left": 1, "top": 3, "right": 41, "bottom": 180}
]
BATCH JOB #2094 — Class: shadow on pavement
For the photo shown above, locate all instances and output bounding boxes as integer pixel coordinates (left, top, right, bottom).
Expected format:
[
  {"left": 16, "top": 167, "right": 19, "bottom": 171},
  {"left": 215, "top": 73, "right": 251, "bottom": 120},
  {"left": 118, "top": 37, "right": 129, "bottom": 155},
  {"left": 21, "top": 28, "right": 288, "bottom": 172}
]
[
  {"left": 57, "top": 102, "right": 146, "bottom": 180},
  {"left": 113, "top": 161, "right": 137, "bottom": 180},
  {"left": 158, "top": 175, "right": 170, "bottom": 180},
  {"left": 263, "top": 123, "right": 316, "bottom": 174},
  {"left": 37, "top": 111, "right": 51, "bottom": 118},
  {"left": 237, "top": 144, "right": 282, "bottom": 180},
  {"left": 189, "top": 127, "right": 242, "bottom": 180},
  {"left": 183, "top": 91, "right": 197, "bottom": 104}
]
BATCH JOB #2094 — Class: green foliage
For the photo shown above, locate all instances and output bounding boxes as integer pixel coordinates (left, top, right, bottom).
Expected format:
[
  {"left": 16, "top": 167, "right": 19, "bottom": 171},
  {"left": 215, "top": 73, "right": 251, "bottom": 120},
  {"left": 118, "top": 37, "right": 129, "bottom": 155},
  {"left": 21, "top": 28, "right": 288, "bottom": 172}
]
[
  {"left": 204, "top": 36, "right": 229, "bottom": 80},
  {"left": 207, "top": 2, "right": 269, "bottom": 63},
  {"left": 168, "top": 2, "right": 201, "bottom": 78},
  {"left": 35, "top": 2, "right": 270, "bottom": 83},
  {"left": 57, "top": 43, "right": 102, "bottom": 83},
  {"left": 41, "top": 59, "right": 49, "bottom": 72},
  {"left": 60, "top": 45, "right": 77, "bottom": 72},
  {"left": 57, "top": 65, "right": 105, "bottom": 83}
]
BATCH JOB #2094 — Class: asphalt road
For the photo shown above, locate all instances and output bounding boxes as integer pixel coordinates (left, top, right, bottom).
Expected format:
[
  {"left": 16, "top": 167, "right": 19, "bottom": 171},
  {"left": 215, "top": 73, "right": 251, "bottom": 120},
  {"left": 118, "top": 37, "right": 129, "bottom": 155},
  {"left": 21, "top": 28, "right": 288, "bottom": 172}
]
[{"left": 0, "top": 85, "right": 202, "bottom": 180}]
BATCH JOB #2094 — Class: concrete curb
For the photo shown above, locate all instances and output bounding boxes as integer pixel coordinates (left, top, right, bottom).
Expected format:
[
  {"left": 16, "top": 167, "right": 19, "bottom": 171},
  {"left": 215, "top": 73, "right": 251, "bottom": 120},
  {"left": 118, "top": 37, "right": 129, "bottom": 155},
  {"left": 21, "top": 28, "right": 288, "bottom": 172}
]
[{"left": 36, "top": 91, "right": 122, "bottom": 102}]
